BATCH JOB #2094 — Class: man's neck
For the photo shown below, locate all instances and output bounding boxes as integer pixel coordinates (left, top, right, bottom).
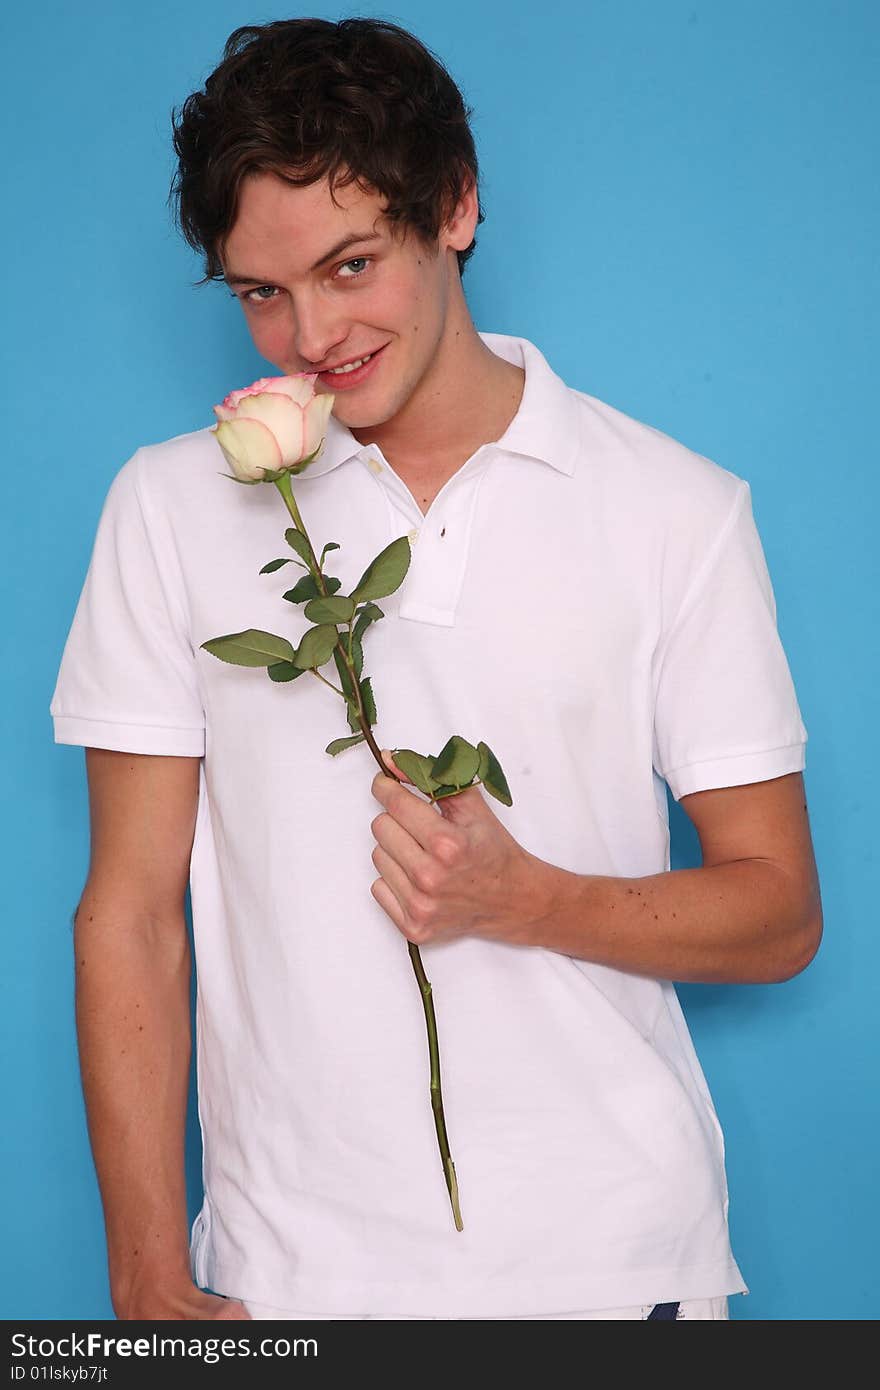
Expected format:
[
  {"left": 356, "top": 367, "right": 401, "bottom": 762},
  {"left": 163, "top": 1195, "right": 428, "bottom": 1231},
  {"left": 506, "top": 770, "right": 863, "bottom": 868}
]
[{"left": 351, "top": 313, "right": 525, "bottom": 514}]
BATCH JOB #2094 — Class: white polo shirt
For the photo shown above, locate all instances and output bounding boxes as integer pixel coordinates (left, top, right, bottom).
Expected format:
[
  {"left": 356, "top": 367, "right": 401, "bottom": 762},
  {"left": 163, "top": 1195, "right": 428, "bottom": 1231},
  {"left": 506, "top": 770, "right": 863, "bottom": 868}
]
[{"left": 50, "top": 333, "right": 806, "bottom": 1316}]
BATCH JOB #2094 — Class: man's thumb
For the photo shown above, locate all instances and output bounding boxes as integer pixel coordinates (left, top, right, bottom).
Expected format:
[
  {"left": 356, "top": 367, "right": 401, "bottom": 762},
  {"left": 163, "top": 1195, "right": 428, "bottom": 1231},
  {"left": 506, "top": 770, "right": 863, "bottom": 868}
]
[
  {"left": 380, "top": 748, "right": 410, "bottom": 784},
  {"left": 437, "top": 782, "right": 486, "bottom": 819}
]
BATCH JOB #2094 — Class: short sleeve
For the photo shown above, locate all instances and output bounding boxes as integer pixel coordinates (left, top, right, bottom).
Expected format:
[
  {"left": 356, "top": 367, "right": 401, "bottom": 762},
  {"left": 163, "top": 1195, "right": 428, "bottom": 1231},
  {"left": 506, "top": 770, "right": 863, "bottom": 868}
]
[
  {"left": 653, "top": 480, "right": 807, "bottom": 800},
  {"left": 50, "top": 450, "right": 206, "bottom": 756}
]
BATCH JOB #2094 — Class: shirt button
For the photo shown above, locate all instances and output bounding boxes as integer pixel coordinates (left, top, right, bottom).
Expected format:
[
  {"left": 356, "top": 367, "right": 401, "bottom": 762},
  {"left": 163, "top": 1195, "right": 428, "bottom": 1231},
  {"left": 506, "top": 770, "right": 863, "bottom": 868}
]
[{"left": 365, "top": 456, "right": 383, "bottom": 475}]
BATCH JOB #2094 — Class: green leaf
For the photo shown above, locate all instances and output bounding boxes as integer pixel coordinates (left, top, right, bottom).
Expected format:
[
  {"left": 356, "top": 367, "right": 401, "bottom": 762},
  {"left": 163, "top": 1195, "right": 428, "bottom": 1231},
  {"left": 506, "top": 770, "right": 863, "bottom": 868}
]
[
  {"left": 326, "top": 732, "right": 365, "bottom": 756},
  {"left": 285, "top": 528, "right": 314, "bottom": 568},
  {"left": 359, "top": 676, "right": 377, "bottom": 727},
  {"left": 267, "top": 660, "right": 306, "bottom": 683},
  {"left": 283, "top": 575, "right": 341, "bottom": 604},
  {"left": 391, "top": 749, "right": 441, "bottom": 797},
  {"left": 201, "top": 629, "right": 295, "bottom": 667},
  {"left": 260, "top": 557, "right": 294, "bottom": 574},
  {"left": 353, "top": 602, "right": 384, "bottom": 642},
  {"left": 334, "top": 647, "right": 356, "bottom": 703},
  {"left": 476, "top": 742, "right": 490, "bottom": 782},
  {"left": 293, "top": 623, "right": 341, "bottom": 670},
  {"left": 334, "top": 654, "right": 364, "bottom": 735},
  {"left": 350, "top": 536, "right": 411, "bottom": 603},
  {"left": 303, "top": 594, "right": 356, "bottom": 624},
  {"left": 477, "top": 741, "right": 513, "bottom": 806},
  {"left": 350, "top": 631, "right": 364, "bottom": 679},
  {"left": 431, "top": 735, "right": 481, "bottom": 788},
  {"left": 320, "top": 541, "right": 341, "bottom": 566}
]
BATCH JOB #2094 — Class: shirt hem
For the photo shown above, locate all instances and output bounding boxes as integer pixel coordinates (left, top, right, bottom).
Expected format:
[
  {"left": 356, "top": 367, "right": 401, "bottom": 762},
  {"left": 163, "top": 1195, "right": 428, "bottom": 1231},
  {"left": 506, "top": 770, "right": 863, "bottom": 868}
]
[
  {"left": 664, "top": 742, "right": 806, "bottom": 801},
  {"left": 52, "top": 713, "right": 205, "bottom": 757},
  {"left": 199, "top": 1252, "right": 748, "bottom": 1319}
]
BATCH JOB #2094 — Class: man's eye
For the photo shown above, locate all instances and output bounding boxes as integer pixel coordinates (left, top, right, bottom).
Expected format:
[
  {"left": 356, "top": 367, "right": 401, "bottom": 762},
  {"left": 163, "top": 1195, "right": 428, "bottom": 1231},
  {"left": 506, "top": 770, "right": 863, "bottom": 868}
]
[
  {"left": 225, "top": 285, "right": 278, "bottom": 305},
  {"left": 337, "top": 258, "right": 369, "bottom": 279},
  {"left": 243, "top": 285, "right": 279, "bottom": 304}
]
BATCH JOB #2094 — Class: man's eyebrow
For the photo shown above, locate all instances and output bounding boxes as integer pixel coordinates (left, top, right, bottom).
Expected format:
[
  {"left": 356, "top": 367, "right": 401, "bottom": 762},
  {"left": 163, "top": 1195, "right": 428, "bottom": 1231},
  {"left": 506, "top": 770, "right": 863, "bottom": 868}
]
[{"left": 224, "top": 231, "right": 383, "bottom": 286}]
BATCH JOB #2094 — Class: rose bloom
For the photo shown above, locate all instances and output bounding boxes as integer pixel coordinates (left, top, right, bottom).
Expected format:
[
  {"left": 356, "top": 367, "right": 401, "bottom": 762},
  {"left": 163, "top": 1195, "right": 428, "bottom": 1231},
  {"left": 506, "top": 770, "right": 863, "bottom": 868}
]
[{"left": 212, "top": 374, "right": 335, "bottom": 482}]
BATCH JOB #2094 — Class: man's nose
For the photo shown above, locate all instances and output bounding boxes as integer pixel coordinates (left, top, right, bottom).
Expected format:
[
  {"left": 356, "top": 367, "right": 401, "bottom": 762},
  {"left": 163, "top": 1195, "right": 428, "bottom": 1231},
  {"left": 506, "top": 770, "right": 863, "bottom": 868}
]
[{"left": 291, "top": 293, "right": 348, "bottom": 368}]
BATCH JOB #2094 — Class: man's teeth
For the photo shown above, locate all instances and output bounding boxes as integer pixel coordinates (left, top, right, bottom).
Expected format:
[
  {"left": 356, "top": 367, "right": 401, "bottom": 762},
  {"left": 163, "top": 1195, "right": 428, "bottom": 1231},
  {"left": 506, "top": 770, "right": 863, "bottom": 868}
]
[{"left": 326, "top": 354, "right": 373, "bottom": 375}]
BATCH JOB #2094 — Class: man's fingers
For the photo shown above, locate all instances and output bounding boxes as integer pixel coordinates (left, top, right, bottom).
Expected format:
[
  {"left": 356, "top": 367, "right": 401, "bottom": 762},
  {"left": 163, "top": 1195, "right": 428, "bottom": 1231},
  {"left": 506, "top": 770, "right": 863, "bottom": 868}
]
[
  {"left": 370, "top": 872, "right": 407, "bottom": 930},
  {"left": 371, "top": 844, "right": 414, "bottom": 911},
  {"left": 371, "top": 772, "right": 441, "bottom": 850},
  {"left": 380, "top": 748, "right": 410, "bottom": 783},
  {"left": 371, "top": 804, "right": 434, "bottom": 883}
]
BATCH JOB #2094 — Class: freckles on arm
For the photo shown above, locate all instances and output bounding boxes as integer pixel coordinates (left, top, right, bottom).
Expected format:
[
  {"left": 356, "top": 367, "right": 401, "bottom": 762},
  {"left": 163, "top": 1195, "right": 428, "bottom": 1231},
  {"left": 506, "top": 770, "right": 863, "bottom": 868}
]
[{"left": 523, "top": 774, "right": 822, "bottom": 983}]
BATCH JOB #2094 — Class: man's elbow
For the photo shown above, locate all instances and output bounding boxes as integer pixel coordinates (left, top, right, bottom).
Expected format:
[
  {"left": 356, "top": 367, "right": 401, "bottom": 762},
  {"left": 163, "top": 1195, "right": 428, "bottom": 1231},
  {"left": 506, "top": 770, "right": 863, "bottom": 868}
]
[{"left": 770, "top": 896, "right": 823, "bottom": 983}]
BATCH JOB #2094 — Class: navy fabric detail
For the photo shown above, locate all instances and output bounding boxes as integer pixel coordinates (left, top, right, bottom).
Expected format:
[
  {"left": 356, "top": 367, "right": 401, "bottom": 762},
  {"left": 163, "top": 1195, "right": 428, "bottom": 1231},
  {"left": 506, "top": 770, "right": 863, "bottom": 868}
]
[{"left": 646, "top": 1301, "right": 680, "bottom": 1320}]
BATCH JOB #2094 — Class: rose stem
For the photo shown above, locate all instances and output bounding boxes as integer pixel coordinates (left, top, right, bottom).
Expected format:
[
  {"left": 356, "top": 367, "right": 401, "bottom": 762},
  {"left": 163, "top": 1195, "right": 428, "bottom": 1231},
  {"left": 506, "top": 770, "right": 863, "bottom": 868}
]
[
  {"left": 274, "top": 472, "right": 385, "bottom": 766},
  {"left": 273, "top": 470, "right": 464, "bottom": 1232},
  {"left": 407, "top": 926, "right": 464, "bottom": 1232}
]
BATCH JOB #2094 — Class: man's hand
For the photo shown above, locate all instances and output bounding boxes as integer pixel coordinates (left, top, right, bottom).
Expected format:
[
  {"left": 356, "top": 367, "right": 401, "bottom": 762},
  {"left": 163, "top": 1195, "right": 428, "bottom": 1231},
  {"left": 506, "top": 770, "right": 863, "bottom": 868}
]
[
  {"left": 370, "top": 759, "right": 822, "bottom": 983},
  {"left": 369, "top": 752, "right": 539, "bottom": 946},
  {"left": 115, "top": 1275, "right": 251, "bottom": 1320}
]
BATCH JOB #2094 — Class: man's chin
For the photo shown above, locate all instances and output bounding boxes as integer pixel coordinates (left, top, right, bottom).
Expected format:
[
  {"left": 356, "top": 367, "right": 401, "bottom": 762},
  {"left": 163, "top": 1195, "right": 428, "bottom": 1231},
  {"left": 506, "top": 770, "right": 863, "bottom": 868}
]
[{"left": 332, "top": 399, "right": 396, "bottom": 434}]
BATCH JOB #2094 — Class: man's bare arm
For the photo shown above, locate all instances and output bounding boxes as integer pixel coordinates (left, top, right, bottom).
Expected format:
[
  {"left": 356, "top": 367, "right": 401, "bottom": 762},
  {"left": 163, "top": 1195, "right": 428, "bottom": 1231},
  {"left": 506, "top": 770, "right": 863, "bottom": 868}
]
[
  {"left": 370, "top": 767, "right": 823, "bottom": 984},
  {"left": 75, "top": 748, "right": 249, "bottom": 1320},
  {"left": 521, "top": 772, "right": 823, "bottom": 982}
]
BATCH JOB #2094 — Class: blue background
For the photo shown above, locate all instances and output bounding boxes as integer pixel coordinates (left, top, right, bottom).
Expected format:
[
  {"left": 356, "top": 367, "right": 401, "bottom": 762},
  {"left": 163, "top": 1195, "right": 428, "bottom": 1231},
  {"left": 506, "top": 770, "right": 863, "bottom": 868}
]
[{"left": 4, "top": 1, "right": 877, "bottom": 1320}]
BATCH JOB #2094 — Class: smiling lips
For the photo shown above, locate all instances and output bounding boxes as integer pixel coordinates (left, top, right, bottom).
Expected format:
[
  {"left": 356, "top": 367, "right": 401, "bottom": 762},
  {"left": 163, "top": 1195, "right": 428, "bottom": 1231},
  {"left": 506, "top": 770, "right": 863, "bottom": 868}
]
[
  {"left": 326, "top": 353, "right": 374, "bottom": 374},
  {"left": 317, "top": 343, "right": 387, "bottom": 388}
]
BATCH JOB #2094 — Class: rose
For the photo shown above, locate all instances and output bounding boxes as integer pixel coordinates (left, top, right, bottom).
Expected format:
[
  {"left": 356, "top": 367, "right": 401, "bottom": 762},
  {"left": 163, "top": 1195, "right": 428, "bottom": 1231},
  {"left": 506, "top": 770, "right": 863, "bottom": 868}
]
[
  {"left": 212, "top": 374, "right": 335, "bottom": 483},
  {"left": 202, "top": 366, "right": 510, "bottom": 1233}
]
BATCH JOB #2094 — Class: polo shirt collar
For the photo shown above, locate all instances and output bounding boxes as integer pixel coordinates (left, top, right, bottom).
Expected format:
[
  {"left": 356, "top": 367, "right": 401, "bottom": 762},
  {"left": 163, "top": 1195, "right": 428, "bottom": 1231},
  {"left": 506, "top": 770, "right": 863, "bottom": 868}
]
[
  {"left": 479, "top": 333, "right": 579, "bottom": 476},
  {"left": 301, "top": 331, "right": 579, "bottom": 479}
]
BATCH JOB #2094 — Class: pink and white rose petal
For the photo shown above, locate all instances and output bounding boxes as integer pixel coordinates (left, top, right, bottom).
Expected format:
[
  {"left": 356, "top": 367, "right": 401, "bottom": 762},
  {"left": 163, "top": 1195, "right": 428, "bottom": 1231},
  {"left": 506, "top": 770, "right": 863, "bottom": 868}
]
[{"left": 212, "top": 374, "right": 335, "bottom": 482}]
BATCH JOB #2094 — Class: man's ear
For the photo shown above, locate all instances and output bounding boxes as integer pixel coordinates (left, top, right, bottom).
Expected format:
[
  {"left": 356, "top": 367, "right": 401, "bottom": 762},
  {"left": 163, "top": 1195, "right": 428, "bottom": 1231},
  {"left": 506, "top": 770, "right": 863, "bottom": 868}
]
[{"left": 440, "top": 177, "right": 480, "bottom": 254}]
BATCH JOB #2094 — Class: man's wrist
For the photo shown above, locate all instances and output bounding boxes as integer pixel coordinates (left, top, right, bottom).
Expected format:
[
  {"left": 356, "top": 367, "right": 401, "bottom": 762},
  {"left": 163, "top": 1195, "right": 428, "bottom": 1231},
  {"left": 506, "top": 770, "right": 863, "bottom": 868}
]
[
  {"left": 505, "top": 852, "right": 586, "bottom": 950},
  {"left": 109, "top": 1242, "right": 195, "bottom": 1312},
  {"left": 111, "top": 1268, "right": 198, "bottom": 1321}
]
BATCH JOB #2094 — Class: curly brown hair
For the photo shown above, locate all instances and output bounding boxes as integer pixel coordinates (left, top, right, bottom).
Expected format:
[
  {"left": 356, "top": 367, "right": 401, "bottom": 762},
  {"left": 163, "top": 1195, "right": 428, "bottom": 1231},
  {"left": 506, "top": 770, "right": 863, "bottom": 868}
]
[{"left": 169, "top": 16, "right": 484, "bottom": 284}]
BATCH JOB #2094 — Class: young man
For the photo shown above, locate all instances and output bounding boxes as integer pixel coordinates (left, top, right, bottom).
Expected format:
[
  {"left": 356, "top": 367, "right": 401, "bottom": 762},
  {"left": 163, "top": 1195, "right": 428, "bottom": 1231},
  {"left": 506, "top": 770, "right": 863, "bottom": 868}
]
[{"left": 51, "top": 18, "right": 821, "bottom": 1321}]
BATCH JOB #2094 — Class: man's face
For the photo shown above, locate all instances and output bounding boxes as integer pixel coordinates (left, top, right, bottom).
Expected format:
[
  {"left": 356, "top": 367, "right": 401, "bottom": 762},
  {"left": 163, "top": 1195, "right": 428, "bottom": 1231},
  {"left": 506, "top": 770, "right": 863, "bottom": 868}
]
[{"left": 221, "top": 171, "right": 471, "bottom": 434}]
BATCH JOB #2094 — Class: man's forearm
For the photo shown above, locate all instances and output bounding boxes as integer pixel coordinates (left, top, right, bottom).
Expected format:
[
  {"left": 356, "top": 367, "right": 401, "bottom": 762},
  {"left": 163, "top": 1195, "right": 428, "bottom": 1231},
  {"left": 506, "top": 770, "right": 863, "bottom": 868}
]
[
  {"left": 74, "top": 895, "right": 194, "bottom": 1313},
  {"left": 516, "top": 855, "right": 821, "bottom": 985}
]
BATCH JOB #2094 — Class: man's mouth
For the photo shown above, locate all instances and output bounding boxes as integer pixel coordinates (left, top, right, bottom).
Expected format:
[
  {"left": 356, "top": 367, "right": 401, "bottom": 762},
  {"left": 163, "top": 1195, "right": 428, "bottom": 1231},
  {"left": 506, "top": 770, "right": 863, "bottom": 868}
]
[
  {"left": 317, "top": 344, "right": 387, "bottom": 389},
  {"left": 325, "top": 352, "right": 376, "bottom": 375}
]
